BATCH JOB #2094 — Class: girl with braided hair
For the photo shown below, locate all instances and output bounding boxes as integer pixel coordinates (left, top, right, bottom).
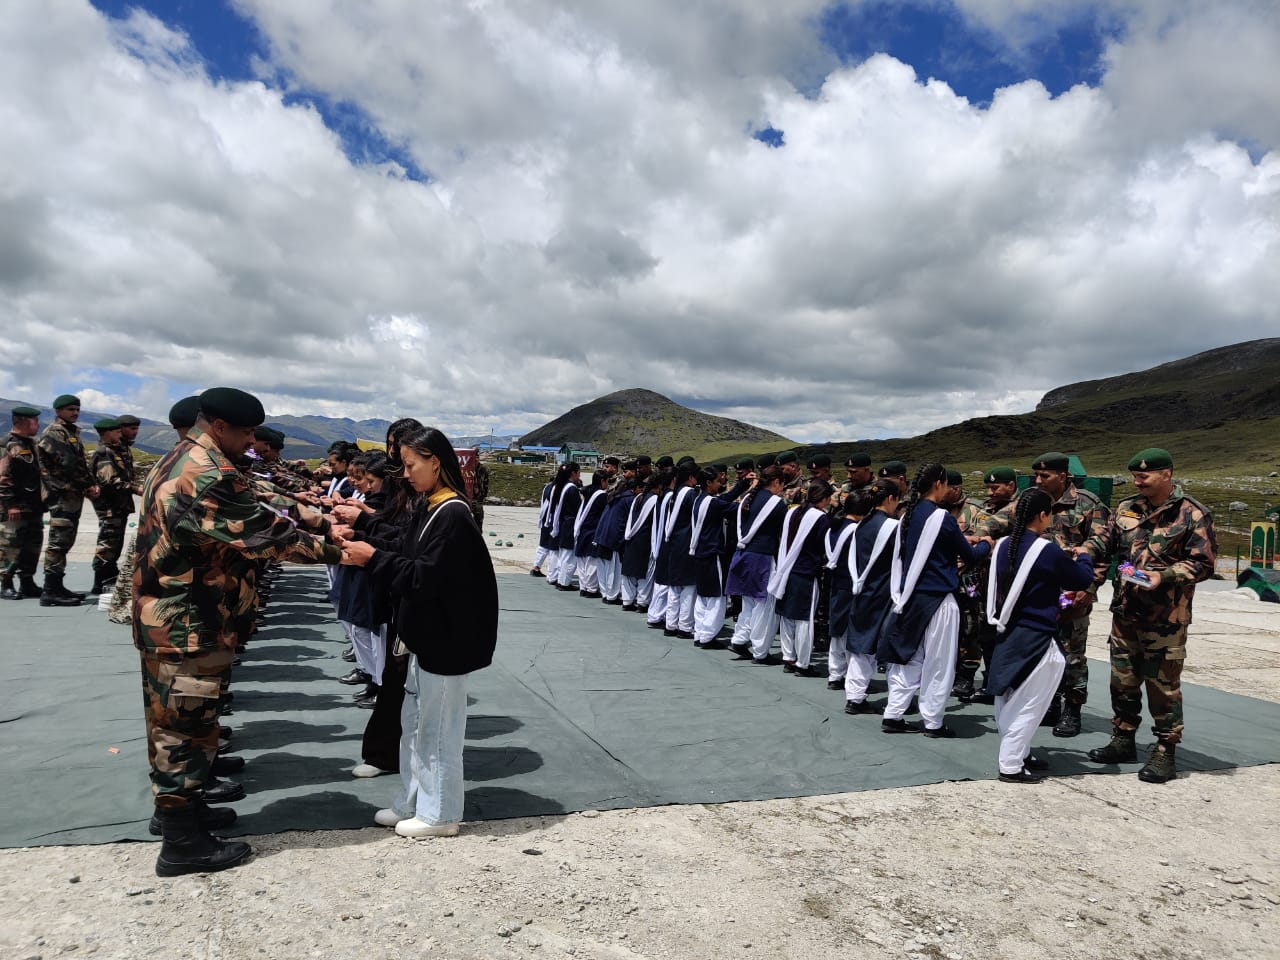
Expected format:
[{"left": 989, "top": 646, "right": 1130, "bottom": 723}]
[
  {"left": 878, "top": 462, "right": 992, "bottom": 736},
  {"left": 770, "top": 480, "right": 834, "bottom": 676},
  {"left": 985, "top": 488, "right": 1095, "bottom": 783},
  {"left": 842, "top": 480, "right": 901, "bottom": 713}
]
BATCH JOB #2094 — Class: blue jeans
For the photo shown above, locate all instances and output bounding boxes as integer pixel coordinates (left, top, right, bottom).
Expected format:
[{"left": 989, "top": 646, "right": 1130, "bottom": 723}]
[{"left": 394, "top": 657, "right": 468, "bottom": 824}]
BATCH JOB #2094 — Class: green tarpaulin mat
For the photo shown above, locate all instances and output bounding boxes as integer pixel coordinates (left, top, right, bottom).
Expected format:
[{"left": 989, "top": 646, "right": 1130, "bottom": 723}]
[{"left": 2, "top": 565, "right": 1279, "bottom": 848}]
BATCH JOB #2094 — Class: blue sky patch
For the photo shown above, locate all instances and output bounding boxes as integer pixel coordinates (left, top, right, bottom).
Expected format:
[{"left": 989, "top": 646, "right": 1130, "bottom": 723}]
[{"left": 753, "top": 127, "right": 786, "bottom": 148}]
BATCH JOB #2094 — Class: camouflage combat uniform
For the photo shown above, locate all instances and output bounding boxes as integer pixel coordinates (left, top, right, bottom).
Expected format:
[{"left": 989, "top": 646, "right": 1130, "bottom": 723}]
[
  {"left": 781, "top": 473, "right": 808, "bottom": 507},
  {"left": 133, "top": 426, "right": 340, "bottom": 809},
  {"left": 89, "top": 439, "right": 134, "bottom": 575},
  {"left": 830, "top": 480, "right": 872, "bottom": 518},
  {"left": 37, "top": 417, "right": 95, "bottom": 575},
  {"left": 987, "top": 484, "right": 1111, "bottom": 705},
  {"left": 951, "top": 497, "right": 993, "bottom": 679},
  {"left": 0, "top": 429, "right": 44, "bottom": 579},
  {"left": 1085, "top": 485, "right": 1216, "bottom": 744}
]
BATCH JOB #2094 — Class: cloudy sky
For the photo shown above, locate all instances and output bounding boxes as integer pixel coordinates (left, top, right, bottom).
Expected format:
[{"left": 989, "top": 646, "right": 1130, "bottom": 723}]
[{"left": 1, "top": 1, "right": 1277, "bottom": 441}]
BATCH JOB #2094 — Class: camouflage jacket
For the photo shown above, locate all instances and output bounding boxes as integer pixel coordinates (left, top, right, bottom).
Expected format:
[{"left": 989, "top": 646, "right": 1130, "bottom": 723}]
[
  {"left": 978, "top": 494, "right": 1019, "bottom": 539},
  {"left": 132, "top": 426, "right": 340, "bottom": 654},
  {"left": 1086, "top": 484, "right": 1217, "bottom": 627},
  {"left": 830, "top": 480, "right": 871, "bottom": 517},
  {"left": 0, "top": 431, "right": 43, "bottom": 512},
  {"left": 986, "top": 485, "right": 1111, "bottom": 585},
  {"left": 37, "top": 419, "right": 93, "bottom": 500},
  {"left": 258, "top": 456, "right": 310, "bottom": 493},
  {"left": 782, "top": 473, "right": 808, "bottom": 507},
  {"left": 120, "top": 444, "right": 145, "bottom": 496},
  {"left": 950, "top": 497, "right": 988, "bottom": 536},
  {"left": 90, "top": 441, "right": 135, "bottom": 517}
]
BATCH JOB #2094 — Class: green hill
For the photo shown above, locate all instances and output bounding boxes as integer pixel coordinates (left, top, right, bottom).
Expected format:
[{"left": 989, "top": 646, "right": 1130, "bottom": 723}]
[{"left": 518, "top": 388, "right": 793, "bottom": 460}]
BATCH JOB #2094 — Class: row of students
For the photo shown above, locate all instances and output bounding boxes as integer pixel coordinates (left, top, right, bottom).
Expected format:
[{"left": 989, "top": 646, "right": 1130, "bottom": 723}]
[{"left": 536, "top": 457, "right": 1096, "bottom": 782}]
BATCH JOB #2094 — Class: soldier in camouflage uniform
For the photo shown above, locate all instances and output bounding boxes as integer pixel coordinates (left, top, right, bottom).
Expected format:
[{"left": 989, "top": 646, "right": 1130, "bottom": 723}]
[
  {"left": 1081, "top": 448, "right": 1216, "bottom": 784},
  {"left": 37, "top": 394, "right": 99, "bottom": 604},
  {"left": 1, "top": 405, "right": 46, "bottom": 600},
  {"left": 251, "top": 427, "right": 310, "bottom": 493},
  {"left": 831, "top": 453, "right": 873, "bottom": 517},
  {"left": 777, "top": 450, "right": 806, "bottom": 506},
  {"left": 944, "top": 470, "right": 992, "bottom": 699},
  {"left": 135, "top": 387, "right": 340, "bottom": 876},
  {"left": 88, "top": 418, "right": 135, "bottom": 595},
  {"left": 117, "top": 414, "right": 145, "bottom": 496}
]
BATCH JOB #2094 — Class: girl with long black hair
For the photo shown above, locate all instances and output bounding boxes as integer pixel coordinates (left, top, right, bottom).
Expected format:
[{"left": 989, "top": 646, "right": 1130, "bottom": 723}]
[
  {"left": 725, "top": 466, "right": 787, "bottom": 663},
  {"left": 878, "top": 463, "right": 991, "bottom": 736},
  {"left": 619, "top": 472, "right": 665, "bottom": 612},
  {"left": 985, "top": 488, "right": 1095, "bottom": 782},
  {"left": 338, "top": 427, "right": 498, "bottom": 837},
  {"left": 769, "top": 480, "right": 834, "bottom": 676},
  {"left": 549, "top": 463, "right": 583, "bottom": 591},
  {"left": 841, "top": 480, "right": 900, "bottom": 712}
]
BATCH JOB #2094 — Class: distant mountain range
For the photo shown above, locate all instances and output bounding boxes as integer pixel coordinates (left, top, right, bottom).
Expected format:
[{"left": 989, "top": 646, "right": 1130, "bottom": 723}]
[{"left": 517, "top": 388, "right": 793, "bottom": 456}]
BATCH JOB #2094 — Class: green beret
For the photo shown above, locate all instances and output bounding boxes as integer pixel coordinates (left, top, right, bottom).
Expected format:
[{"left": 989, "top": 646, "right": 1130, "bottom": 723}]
[
  {"left": 809, "top": 454, "right": 832, "bottom": 469},
  {"left": 676, "top": 456, "right": 697, "bottom": 467},
  {"left": 946, "top": 469, "right": 963, "bottom": 486},
  {"left": 776, "top": 450, "right": 798, "bottom": 465},
  {"left": 636, "top": 455, "right": 652, "bottom": 466},
  {"left": 845, "top": 453, "right": 871, "bottom": 468},
  {"left": 254, "top": 426, "right": 275, "bottom": 441},
  {"left": 734, "top": 457, "right": 755, "bottom": 470},
  {"left": 200, "top": 387, "right": 265, "bottom": 428},
  {"left": 93, "top": 417, "right": 121, "bottom": 432},
  {"left": 984, "top": 466, "right": 1017, "bottom": 484},
  {"left": 117, "top": 415, "right": 141, "bottom": 427},
  {"left": 269, "top": 430, "right": 286, "bottom": 450},
  {"left": 11, "top": 405, "right": 40, "bottom": 418},
  {"left": 168, "top": 396, "right": 202, "bottom": 429},
  {"left": 712, "top": 463, "right": 728, "bottom": 474},
  {"left": 879, "top": 460, "right": 907, "bottom": 478},
  {"left": 756, "top": 453, "right": 777, "bottom": 469},
  {"left": 53, "top": 394, "right": 80, "bottom": 409},
  {"left": 1128, "top": 448, "right": 1173, "bottom": 471},
  {"left": 1032, "top": 452, "right": 1069, "bottom": 472},
  {"left": 656, "top": 456, "right": 674, "bottom": 469}
]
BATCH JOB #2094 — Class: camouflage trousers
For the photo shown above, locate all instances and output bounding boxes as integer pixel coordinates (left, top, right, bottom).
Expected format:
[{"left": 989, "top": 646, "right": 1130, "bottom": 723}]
[
  {"left": 956, "top": 593, "right": 986, "bottom": 676},
  {"left": 42, "top": 494, "right": 83, "bottom": 575},
  {"left": 140, "top": 647, "right": 234, "bottom": 809},
  {"left": 1055, "top": 615, "right": 1091, "bottom": 706},
  {"left": 93, "top": 512, "right": 126, "bottom": 570},
  {"left": 1108, "top": 615, "right": 1185, "bottom": 744},
  {"left": 0, "top": 512, "right": 43, "bottom": 577}
]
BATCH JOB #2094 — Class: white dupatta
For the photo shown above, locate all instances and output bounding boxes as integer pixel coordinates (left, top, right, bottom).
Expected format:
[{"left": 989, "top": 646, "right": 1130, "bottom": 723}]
[
  {"left": 850, "top": 516, "right": 899, "bottom": 595},
  {"left": 824, "top": 522, "right": 858, "bottom": 570},
  {"left": 624, "top": 492, "right": 657, "bottom": 542},
  {"left": 889, "top": 506, "right": 947, "bottom": 614},
  {"left": 689, "top": 492, "right": 715, "bottom": 556},
  {"left": 985, "top": 536, "right": 1051, "bottom": 633},
  {"left": 663, "top": 485, "right": 695, "bottom": 542},
  {"left": 766, "top": 506, "right": 824, "bottom": 600},
  {"left": 735, "top": 492, "right": 784, "bottom": 550},
  {"left": 573, "top": 488, "right": 607, "bottom": 540}
]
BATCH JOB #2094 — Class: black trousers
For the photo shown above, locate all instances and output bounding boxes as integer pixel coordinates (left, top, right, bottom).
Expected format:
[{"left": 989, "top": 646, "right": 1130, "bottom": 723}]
[{"left": 361, "top": 624, "right": 407, "bottom": 771}]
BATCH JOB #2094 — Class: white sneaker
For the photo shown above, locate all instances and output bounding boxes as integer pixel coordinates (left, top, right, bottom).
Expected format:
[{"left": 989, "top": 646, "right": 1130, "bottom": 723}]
[
  {"left": 351, "top": 763, "right": 390, "bottom": 779},
  {"left": 374, "top": 808, "right": 407, "bottom": 827},
  {"left": 394, "top": 817, "right": 460, "bottom": 839}
]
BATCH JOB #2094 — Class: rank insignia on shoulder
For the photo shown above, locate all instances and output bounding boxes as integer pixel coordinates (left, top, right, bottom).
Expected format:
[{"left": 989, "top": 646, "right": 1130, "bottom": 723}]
[{"left": 218, "top": 463, "right": 238, "bottom": 474}]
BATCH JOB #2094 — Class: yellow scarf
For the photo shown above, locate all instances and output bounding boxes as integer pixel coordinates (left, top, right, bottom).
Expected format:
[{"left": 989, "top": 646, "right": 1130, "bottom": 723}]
[{"left": 427, "top": 488, "right": 458, "bottom": 509}]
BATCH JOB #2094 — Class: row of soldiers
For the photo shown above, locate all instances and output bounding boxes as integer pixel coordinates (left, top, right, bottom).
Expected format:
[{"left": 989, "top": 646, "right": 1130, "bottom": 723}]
[
  {"left": 536, "top": 444, "right": 1215, "bottom": 781},
  {"left": 0, "top": 395, "right": 146, "bottom": 604}
]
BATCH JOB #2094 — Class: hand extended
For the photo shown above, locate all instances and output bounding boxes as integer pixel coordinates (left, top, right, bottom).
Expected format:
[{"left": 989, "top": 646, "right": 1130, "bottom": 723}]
[
  {"left": 85, "top": 485, "right": 101, "bottom": 500},
  {"left": 329, "top": 523, "right": 354, "bottom": 542},
  {"left": 340, "top": 540, "right": 375, "bottom": 567},
  {"left": 331, "top": 503, "right": 362, "bottom": 524},
  {"left": 6, "top": 508, "right": 21, "bottom": 522}
]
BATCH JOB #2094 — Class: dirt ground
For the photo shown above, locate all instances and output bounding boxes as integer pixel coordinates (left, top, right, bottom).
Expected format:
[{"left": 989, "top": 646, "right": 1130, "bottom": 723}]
[{"left": 3, "top": 506, "right": 1277, "bottom": 960}]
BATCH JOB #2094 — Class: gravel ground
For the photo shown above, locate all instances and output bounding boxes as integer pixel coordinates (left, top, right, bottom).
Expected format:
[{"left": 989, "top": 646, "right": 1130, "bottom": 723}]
[{"left": 4, "top": 507, "right": 1276, "bottom": 960}]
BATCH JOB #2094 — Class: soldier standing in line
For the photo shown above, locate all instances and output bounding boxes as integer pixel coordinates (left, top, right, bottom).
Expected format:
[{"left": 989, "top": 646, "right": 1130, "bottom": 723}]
[
  {"left": 88, "top": 417, "right": 135, "bottom": 595},
  {"left": 778, "top": 451, "right": 806, "bottom": 505},
  {"left": 37, "top": 394, "right": 99, "bottom": 604},
  {"left": 831, "top": 453, "right": 874, "bottom": 516},
  {"left": 1018, "top": 453, "right": 1111, "bottom": 737},
  {"left": 135, "top": 387, "right": 341, "bottom": 876},
  {"left": 877, "top": 460, "right": 909, "bottom": 497},
  {"left": 945, "top": 470, "right": 991, "bottom": 700},
  {"left": 1080, "top": 448, "right": 1216, "bottom": 784},
  {"left": 117, "top": 414, "right": 144, "bottom": 494},
  {"left": 1, "top": 406, "right": 47, "bottom": 601}
]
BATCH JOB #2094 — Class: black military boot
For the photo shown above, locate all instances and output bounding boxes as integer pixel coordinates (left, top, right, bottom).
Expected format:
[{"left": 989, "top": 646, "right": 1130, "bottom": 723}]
[
  {"left": 18, "top": 575, "right": 42, "bottom": 598},
  {"left": 1053, "top": 701, "right": 1083, "bottom": 738},
  {"left": 0, "top": 576, "right": 19, "bottom": 600},
  {"left": 951, "top": 669, "right": 976, "bottom": 701},
  {"left": 1087, "top": 727, "right": 1138, "bottom": 763},
  {"left": 39, "top": 573, "right": 81, "bottom": 607},
  {"left": 154, "top": 806, "right": 251, "bottom": 877},
  {"left": 148, "top": 800, "right": 238, "bottom": 836},
  {"left": 48, "top": 573, "right": 86, "bottom": 601},
  {"left": 1137, "top": 742, "right": 1177, "bottom": 783},
  {"left": 89, "top": 566, "right": 107, "bottom": 596},
  {"left": 1040, "top": 694, "right": 1063, "bottom": 727}
]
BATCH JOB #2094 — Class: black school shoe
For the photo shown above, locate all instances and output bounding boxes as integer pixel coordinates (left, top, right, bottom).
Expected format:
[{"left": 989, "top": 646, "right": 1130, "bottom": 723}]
[
  {"left": 754, "top": 654, "right": 783, "bottom": 666},
  {"left": 621, "top": 604, "right": 637, "bottom": 612},
  {"left": 998, "top": 768, "right": 1044, "bottom": 784},
  {"left": 793, "top": 665, "right": 823, "bottom": 678},
  {"left": 922, "top": 725, "right": 956, "bottom": 739},
  {"left": 844, "top": 700, "right": 882, "bottom": 715},
  {"left": 1023, "top": 753, "right": 1049, "bottom": 771},
  {"left": 881, "top": 718, "right": 920, "bottom": 734}
]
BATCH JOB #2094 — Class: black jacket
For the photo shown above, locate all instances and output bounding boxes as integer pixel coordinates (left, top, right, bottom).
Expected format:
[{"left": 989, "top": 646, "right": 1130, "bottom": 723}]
[{"left": 364, "top": 497, "right": 498, "bottom": 675}]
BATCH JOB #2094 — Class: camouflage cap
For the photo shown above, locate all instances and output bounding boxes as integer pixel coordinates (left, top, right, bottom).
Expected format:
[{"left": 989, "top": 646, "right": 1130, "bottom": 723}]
[
  {"left": 984, "top": 466, "right": 1016, "bottom": 484},
  {"left": 11, "top": 405, "right": 40, "bottom": 418},
  {"left": 1032, "top": 452, "right": 1069, "bottom": 472},
  {"left": 845, "top": 453, "right": 872, "bottom": 468},
  {"left": 168, "top": 396, "right": 202, "bottom": 429},
  {"left": 53, "top": 393, "right": 80, "bottom": 409},
  {"left": 1128, "top": 448, "right": 1173, "bottom": 471},
  {"left": 117, "top": 414, "right": 142, "bottom": 427},
  {"left": 809, "top": 454, "right": 832, "bottom": 469},
  {"left": 879, "top": 460, "right": 907, "bottom": 478},
  {"left": 776, "top": 450, "right": 798, "bottom": 465},
  {"left": 734, "top": 457, "right": 755, "bottom": 470},
  {"left": 93, "top": 417, "right": 121, "bottom": 431}
]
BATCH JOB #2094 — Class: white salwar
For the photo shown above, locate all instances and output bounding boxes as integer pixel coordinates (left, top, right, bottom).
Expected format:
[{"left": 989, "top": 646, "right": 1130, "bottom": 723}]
[
  {"left": 883, "top": 594, "right": 961, "bottom": 728},
  {"left": 994, "top": 644, "right": 1066, "bottom": 774},
  {"left": 729, "top": 591, "right": 778, "bottom": 659},
  {"left": 351, "top": 624, "right": 386, "bottom": 686},
  {"left": 596, "top": 553, "right": 621, "bottom": 600},
  {"left": 844, "top": 651, "right": 877, "bottom": 703}
]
